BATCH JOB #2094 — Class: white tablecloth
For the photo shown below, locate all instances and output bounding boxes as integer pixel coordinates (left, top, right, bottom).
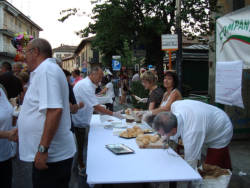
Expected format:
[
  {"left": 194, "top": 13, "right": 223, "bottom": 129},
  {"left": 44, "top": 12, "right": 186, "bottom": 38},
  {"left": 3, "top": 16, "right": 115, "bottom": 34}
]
[{"left": 86, "top": 115, "right": 201, "bottom": 184}]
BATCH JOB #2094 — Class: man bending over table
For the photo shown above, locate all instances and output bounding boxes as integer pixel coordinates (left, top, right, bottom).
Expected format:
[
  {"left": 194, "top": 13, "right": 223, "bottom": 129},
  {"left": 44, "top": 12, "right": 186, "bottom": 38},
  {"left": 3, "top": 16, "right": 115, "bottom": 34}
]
[
  {"left": 152, "top": 99, "right": 233, "bottom": 170},
  {"left": 72, "top": 66, "right": 124, "bottom": 176}
]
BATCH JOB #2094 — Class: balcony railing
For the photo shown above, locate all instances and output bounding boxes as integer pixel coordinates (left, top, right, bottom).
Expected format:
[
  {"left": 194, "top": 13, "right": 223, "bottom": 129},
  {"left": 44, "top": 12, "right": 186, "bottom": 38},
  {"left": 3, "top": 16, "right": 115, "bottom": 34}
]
[{"left": 0, "top": 29, "right": 15, "bottom": 37}]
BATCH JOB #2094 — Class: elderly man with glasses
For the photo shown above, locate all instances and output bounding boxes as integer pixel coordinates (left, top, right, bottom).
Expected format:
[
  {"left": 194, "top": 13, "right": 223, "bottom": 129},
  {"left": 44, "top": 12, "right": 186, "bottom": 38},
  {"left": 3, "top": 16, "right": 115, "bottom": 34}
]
[
  {"left": 17, "top": 38, "right": 76, "bottom": 188},
  {"left": 151, "top": 99, "right": 233, "bottom": 170}
]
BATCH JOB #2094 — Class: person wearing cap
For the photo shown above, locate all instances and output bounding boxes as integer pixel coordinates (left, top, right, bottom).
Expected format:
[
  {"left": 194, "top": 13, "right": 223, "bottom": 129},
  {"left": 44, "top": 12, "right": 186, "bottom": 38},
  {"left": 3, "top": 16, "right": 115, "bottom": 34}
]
[{"left": 152, "top": 100, "right": 233, "bottom": 170}]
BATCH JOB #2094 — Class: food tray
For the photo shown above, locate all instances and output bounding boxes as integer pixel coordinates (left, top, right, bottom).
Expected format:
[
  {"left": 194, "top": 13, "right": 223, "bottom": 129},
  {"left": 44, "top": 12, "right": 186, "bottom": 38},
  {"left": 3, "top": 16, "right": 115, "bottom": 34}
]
[
  {"left": 119, "top": 135, "right": 137, "bottom": 139},
  {"left": 105, "top": 144, "right": 134, "bottom": 155}
]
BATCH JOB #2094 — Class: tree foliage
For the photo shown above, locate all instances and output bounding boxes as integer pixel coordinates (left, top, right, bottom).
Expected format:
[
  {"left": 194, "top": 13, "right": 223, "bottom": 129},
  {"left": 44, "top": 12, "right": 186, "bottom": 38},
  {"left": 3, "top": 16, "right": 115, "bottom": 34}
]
[
  {"left": 59, "top": 0, "right": 218, "bottom": 78},
  {"left": 119, "top": 40, "right": 134, "bottom": 67},
  {"left": 58, "top": 8, "right": 80, "bottom": 22}
]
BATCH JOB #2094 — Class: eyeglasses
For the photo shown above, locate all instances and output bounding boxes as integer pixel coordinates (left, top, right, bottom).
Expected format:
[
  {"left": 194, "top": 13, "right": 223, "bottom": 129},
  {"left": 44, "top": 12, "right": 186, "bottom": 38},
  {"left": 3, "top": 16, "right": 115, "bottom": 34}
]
[{"left": 24, "top": 48, "right": 34, "bottom": 55}]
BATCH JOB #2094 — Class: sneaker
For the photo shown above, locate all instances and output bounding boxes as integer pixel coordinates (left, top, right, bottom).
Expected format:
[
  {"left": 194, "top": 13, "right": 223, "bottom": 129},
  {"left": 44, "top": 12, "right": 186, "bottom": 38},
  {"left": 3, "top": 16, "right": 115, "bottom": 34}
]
[{"left": 78, "top": 165, "right": 86, "bottom": 177}]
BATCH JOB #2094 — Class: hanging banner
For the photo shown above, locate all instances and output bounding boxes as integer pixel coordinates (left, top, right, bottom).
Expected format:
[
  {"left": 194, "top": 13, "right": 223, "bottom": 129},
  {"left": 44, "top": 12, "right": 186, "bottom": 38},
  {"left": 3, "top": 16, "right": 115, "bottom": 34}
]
[
  {"left": 215, "top": 61, "right": 244, "bottom": 108},
  {"left": 215, "top": 6, "right": 250, "bottom": 108},
  {"left": 216, "top": 6, "right": 250, "bottom": 69}
]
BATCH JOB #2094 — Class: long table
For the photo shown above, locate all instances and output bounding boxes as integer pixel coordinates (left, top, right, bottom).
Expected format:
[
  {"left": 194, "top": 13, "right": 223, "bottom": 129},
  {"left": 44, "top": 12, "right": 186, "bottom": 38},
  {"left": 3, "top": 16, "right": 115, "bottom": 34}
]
[{"left": 86, "top": 115, "right": 201, "bottom": 185}]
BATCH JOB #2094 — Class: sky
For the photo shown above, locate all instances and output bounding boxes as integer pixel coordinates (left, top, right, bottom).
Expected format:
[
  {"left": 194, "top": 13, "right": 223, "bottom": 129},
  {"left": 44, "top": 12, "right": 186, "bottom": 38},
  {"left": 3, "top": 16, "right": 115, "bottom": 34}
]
[{"left": 7, "top": 0, "right": 95, "bottom": 48}]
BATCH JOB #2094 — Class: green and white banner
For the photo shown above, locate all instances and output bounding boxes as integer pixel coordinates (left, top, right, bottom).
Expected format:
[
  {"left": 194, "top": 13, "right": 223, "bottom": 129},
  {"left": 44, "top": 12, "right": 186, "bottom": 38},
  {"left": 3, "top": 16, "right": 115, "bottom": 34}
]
[{"left": 216, "top": 6, "right": 250, "bottom": 69}]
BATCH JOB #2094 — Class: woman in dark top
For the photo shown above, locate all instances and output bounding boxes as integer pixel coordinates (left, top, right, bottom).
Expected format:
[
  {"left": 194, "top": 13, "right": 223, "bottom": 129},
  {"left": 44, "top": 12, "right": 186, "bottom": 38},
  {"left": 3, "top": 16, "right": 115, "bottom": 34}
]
[{"left": 138, "top": 71, "right": 164, "bottom": 110}]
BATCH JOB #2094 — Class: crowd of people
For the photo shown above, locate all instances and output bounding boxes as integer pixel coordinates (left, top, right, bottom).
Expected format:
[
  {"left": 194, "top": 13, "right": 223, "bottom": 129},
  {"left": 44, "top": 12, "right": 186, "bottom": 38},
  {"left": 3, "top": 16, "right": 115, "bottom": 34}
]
[
  {"left": 0, "top": 38, "right": 234, "bottom": 188},
  {"left": 0, "top": 38, "right": 124, "bottom": 188}
]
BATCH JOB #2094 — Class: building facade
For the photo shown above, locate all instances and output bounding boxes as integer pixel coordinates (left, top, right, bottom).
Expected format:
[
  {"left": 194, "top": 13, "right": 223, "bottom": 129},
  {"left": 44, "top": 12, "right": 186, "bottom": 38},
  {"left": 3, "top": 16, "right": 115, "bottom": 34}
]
[
  {"left": 52, "top": 44, "right": 76, "bottom": 60},
  {"left": 62, "top": 56, "right": 75, "bottom": 73},
  {"left": 74, "top": 36, "right": 101, "bottom": 73},
  {"left": 62, "top": 36, "right": 101, "bottom": 73},
  {"left": 0, "top": 0, "right": 42, "bottom": 64}
]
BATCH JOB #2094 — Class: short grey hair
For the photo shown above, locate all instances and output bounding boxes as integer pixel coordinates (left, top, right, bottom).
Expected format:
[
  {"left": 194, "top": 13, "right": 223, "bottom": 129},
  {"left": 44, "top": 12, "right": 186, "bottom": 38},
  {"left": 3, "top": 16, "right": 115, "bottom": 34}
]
[
  {"left": 153, "top": 112, "right": 177, "bottom": 134},
  {"left": 144, "top": 114, "right": 156, "bottom": 127},
  {"left": 30, "top": 38, "right": 52, "bottom": 58},
  {"left": 88, "top": 65, "right": 102, "bottom": 75}
]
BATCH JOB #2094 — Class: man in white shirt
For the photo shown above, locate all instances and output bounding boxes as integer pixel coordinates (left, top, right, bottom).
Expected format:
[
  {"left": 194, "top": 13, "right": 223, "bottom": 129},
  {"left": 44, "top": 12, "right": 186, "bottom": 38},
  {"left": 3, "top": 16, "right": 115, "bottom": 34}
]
[
  {"left": 132, "top": 71, "right": 140, "bottom": 82},
  {"left": 96, "top": 76, "right": 115, "bottom": 110},
  {"left": 17, "top": 38, "right": 76, "bottom": 188},
  {"left": 72, "top": 66, "right": 123, "bottom": 175},
  {"left": 152, "top": 100, "right": 233, "bottom": 170}
]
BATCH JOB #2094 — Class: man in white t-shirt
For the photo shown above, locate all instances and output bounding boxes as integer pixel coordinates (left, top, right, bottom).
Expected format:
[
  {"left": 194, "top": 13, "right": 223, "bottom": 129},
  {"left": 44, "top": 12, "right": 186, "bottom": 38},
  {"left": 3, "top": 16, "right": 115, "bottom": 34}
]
[
  {"left": 152, "top": 100, "right": 233, "bottom": 170},
  {"left": 96, "top": 76, "right": 115, "bottom": 110},
  {"left": 17, "top": 38, "right": 76, "bottom": 188},
  {"left": 132, "top": 71, "right": 140, "bottom": 82},
  {"left": 72, "top": 66, "right": 123, "bottom": 176}
]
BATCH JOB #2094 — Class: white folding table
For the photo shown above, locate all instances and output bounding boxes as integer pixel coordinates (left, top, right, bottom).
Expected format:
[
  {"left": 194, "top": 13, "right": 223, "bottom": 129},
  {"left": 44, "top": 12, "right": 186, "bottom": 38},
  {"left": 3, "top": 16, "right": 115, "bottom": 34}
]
[{"left": 86, "top": 115, "right": 201, "bottom": 185}]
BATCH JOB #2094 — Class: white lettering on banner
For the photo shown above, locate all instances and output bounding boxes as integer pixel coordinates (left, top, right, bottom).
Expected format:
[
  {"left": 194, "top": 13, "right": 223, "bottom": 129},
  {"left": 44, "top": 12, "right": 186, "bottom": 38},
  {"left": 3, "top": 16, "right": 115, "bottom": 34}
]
[
  {"left": 215, "top": 61, "right": 244, "bottom": 108},
  {"left": 216, "top": 6, "right": 250, "bottom": 69}
]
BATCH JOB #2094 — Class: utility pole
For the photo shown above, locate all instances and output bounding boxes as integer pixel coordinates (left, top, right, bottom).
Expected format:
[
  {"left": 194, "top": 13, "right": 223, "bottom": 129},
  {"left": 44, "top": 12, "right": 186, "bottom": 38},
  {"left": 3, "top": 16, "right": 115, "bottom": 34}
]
[{"left": 176, "top": 0, "right": 182, "bottom": 93}]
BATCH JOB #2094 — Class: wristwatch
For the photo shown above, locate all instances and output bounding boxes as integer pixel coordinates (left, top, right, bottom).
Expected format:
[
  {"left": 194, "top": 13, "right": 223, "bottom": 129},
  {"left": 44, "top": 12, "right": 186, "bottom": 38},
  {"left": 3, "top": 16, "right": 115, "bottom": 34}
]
[{"left": 38, "top": 145, "right": 49, "bottom": 153}]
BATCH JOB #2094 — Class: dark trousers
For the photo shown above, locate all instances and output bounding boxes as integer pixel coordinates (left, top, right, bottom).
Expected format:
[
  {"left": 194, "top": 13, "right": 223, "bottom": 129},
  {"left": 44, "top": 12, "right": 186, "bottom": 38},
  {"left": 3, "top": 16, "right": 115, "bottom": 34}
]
[
  {"left": 73, "top": 127, "right": 87, "bottom": 168},
  {"left": 0, "top": 158, "right": 12, "bottom": 188},
  {"left": 32, "top": 157, "right": 73, "bottom": 188}
]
